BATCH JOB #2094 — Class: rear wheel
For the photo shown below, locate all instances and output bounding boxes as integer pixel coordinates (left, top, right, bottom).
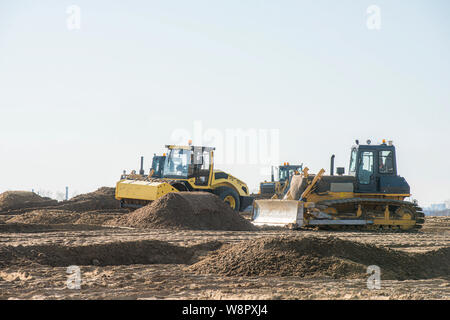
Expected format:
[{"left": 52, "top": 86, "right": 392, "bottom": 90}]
[{"left": 214, "top": 187, "right": 240, "bottom": 212}]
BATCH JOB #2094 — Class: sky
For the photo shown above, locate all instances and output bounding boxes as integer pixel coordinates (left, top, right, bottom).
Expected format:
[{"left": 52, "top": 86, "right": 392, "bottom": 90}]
[{"left": 0, "top": 0, "right": 449, "bottom": 206}]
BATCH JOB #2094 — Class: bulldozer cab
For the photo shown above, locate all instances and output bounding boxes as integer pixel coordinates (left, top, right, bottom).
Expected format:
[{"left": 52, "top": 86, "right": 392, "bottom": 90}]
[
  {"left": 348, "top": 142, "right": 408, "bottom": 194},
  {"left": 150, "top": 155, "right": 166, "bottom": 178},
  {"left": 163, "top": 145, "right": 215, "bottom": 186},
  {"left": 278, "top": 164, "right": 303, "bottom": 182}
]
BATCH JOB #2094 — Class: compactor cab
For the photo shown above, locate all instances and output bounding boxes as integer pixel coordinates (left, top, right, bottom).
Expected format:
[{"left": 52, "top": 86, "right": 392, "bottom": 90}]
[{"left": 163, "top": 145, "right": 214, "bottom": 187}]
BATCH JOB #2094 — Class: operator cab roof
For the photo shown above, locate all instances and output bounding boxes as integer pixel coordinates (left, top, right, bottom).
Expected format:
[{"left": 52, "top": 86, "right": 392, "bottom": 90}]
[
  {"left": 352, "top": 140, "right": 395, "bottom": 151},
  {"left": 165, "top": 145, "right": 215, "bottom": 152}
]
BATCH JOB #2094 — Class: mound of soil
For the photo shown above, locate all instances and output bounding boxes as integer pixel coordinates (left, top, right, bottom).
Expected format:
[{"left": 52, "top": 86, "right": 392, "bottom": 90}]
[
  {"left": 7, "top": 210, "right": 81, "bottom": 224},
  {"left": 0, "top": 187, "right": 121, "bottom": 214},
  {"left": 0, "top": 240, "right": 221, "bottom": 267},
  {"left": 187, "top": 236, "right": 450, "bottom": 280},
  {"left": 7, "top": 210, "right": 119, "bottom": 226},
  {"left": 0, "top": 223, "right": 108, "bottom": 233},
  {"left": 0, "top": 191, "right": 57, "bottom": 212},
  {"left": 75, "top": 212, "right": 123, "bottom": 225},
  {"left": 108, "top": 192, "right": 257, "bottom": 231},
  {"left": 57, "top": 187, "right": 121, "bottom": 212}
]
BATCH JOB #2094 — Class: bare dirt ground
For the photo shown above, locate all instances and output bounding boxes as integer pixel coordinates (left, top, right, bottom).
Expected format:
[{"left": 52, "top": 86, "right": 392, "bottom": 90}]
[{"left": 0, "top": 214, "right": 448, "bottom": 300}]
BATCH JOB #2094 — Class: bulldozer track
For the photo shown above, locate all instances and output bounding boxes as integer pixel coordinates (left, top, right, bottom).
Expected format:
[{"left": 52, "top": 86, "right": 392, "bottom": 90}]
[{"left": 316, "top": 198, "right": 425, "bottom": 232}]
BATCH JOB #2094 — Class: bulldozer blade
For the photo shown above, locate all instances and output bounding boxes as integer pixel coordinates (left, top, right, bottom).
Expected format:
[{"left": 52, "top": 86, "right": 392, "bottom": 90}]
[{"left": 252, "top": 199, "right": 304, "bottom": 227}]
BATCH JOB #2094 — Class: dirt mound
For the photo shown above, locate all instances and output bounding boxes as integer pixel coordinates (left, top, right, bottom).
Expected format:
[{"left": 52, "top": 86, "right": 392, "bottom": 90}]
[
  {"left": 187, "top": 236, "right": 450, "bottom": 280},
  {"left": 75, "top": 212, "right": 123, "bottom": 225},
  {"left": 421, "top": 216, "right": 450, "bottom": 234},
  {"left": 7, "top": 210, "right": 119, "bottom": 226},
  {"left": 108, "top": 192, "right": 257, "bottom": 231},
  {"left": 57, "top": 187, "right": 120, "bottom": 212},
  {"left": 0, "top": 223, "right": 108, "bottom": 233},
  {"left": 7, "top": 210, "right": 81, "bottom": 224},
  {"left": 0, "top": 187, "right": 121, "bottom": 214},
  {"left": 0, "top": 191, "right": 57, "bottom": 212},
  {"left": 0, "top": 240, "right": 221, "bottom": 267}
]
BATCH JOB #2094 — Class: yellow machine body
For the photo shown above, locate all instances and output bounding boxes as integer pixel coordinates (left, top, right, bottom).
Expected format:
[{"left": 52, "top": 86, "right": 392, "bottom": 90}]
[
  {"left": 258, "top": 164, "right": 303, "bottom": 198},
  {"left": 116, "top": 171, "right": 248, "bottom": 201},
  {"left": 115, "top": 180, "right": 178, "bottom": 201}
]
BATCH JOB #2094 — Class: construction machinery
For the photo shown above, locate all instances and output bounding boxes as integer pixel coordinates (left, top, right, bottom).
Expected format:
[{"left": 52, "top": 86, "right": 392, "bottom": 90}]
[
  {"left": 259, "top": 163, "right": 303, "bottom": 198},
  {"left": 149, "top": 154, "right": 166, "bottom": 178},
  {"left": 119, "top": 154, "right": 166, "bottom": 180},
  {"left": 253, "top": 140, "right": 425, "bottom": 231},
  {"left": 116, "top": 144, "right": 253, "bottom": 211}
]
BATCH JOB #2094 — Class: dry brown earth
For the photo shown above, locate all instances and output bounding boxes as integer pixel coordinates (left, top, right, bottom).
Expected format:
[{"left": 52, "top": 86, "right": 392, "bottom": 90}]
[{"left": 0, "top": 197, "right": 448, "bottom": 300}]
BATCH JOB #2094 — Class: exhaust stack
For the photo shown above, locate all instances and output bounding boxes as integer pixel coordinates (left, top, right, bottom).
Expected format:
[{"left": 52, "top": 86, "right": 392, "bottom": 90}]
[
  {"left": 139, "top": 156, "right": 145, "bottom": 175},
  {"left": 330, "top": 154, "right": 335, "bottom": 176}
]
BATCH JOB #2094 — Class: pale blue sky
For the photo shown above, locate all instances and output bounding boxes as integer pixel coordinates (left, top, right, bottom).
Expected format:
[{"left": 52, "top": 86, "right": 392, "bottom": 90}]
[{"left": 0, "top": 0, "right": 449, "bottom": 205}]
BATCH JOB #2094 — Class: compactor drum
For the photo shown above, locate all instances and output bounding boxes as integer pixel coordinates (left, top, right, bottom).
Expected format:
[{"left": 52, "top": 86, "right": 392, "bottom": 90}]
[{"left": 253, "top": 140, "right": 425, "bottom": 231}]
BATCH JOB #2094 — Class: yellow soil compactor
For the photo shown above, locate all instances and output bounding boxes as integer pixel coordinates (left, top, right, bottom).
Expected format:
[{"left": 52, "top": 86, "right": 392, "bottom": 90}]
[
  {"left": 116, "top": 144, "right": 253, "bottom": 211},
  {"left": 253, "top": 140, "right": 425, "bottom": 231}
]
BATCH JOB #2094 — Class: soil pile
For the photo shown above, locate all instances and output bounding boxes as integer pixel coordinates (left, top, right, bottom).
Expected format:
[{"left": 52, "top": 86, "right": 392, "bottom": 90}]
[
  {"left": 0, "top": 223, "right": 108, "bottom": 233},
  {"left": 7, "top": 210, "right": 119, "bottom": 225},
  {"left": 0, "top": 240, "right": 192, "bottom": 267},
  {"left": 0, "top": 240, "right": 222, "bottom": 267},
  {"left": 0, "top": 187, "right": 121, "bottom": 214},
  {"left": 108, "top": 192, "right": 257, "bottom": 231},
  {"left": 7, "top": 210, "right": 81, "bottom": 224},
  {"left": 57, "top": 187, "right": 121, "bottom": 212},
  {"left": 0, "top": 191, "right": 57, "bottom": 212},
  {"left": 75, "top": 212, "right": 123, "bottom": 225},
  {"left": 421, "top": 216, "right": 450, "bottom": 234},
  {"left": 187, "top": 236, "right": 450, "bottom": 280}
]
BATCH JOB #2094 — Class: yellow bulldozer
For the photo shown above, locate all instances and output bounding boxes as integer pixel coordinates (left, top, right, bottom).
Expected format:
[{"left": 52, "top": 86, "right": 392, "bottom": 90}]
[
  {"left": 259, "top": 163, "right": 303, "bottom": 198},
  {"left": 253, "top": 140, "right": 425, "bottom": 231},
  {"left": 115, "top": 144, "right": 253, "bottom": 211}
]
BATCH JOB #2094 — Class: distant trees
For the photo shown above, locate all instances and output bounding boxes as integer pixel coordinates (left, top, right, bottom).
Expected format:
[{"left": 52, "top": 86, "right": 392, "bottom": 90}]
[
  {"left": 433, "top": 209, "right": 450, "bottom": 216},
  {"left": 424, "top": 199, "right": 450, "bottom": 216}
]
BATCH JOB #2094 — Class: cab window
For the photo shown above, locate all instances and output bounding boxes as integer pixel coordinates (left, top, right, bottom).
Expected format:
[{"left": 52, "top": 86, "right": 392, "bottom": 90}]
[
  {"left": 349, "top": 148, "right": 357, "bottom": 173},
  {"left": 163, "top": 149, "right": 190, "bottom": 178},
  {"left": 279, "top": 168, "right": 288, "bottom": 181},
  {"left": 201, "top": 151, "right": 210, "bottom": 170},
  {"left": 379, "top": 150, "right": 394, "bottom": 174},
  {"left": 358, "top": 151, "right": 374, "bottom": 184},
  {"left": 194, "top": 150, "right": 211, "bottom": 186}
]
